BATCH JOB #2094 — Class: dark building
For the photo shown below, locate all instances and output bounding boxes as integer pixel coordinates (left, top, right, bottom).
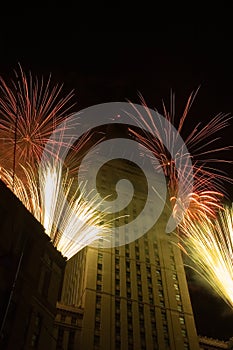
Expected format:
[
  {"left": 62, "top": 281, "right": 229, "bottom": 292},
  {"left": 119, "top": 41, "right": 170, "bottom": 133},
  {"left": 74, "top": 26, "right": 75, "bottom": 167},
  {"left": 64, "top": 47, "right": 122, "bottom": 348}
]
[
  {"left": 54, "top": 302, "right": 83, "bottom": 349},
  {"left": 199, "top": 336, "right": 233, "bottom": 350},
  {"left": 0, "top": 180, "right": 66, "bottom": 349}
]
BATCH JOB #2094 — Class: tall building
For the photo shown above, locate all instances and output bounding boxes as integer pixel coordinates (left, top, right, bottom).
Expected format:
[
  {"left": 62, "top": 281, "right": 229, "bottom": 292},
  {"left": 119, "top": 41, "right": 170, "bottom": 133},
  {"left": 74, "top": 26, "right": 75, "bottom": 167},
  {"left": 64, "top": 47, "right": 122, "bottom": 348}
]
[
  {"left": 0, "top": 180, "right": 66, "bottom": 350},
  {"left": 60, "top": 159, "right": 200, "bottom": 350}
]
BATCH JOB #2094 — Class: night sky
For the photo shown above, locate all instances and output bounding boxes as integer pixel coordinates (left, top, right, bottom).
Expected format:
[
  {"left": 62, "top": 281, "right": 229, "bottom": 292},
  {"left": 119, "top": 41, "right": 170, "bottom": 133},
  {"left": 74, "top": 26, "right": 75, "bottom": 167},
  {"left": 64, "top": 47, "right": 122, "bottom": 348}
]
[{"left": 1, "top": 9, "right": 233, "bottom": 342}]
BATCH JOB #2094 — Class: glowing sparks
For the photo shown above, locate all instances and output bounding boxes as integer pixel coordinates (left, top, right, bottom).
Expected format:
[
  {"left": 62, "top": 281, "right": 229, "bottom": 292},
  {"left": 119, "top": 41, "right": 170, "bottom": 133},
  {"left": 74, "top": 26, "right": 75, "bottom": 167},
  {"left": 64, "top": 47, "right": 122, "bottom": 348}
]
[
  {"left": 177, "top": 205, "right": 233, "bottom": 309},
  {"left": 0, "top": 65, "right": 76, "bottom": 176},
  {"left": 0, "top": 161, "right": 114, "bottom": 259},
  {"left": 0, "top": 66, "right": 112, "bottom": 259},
  {"left": 39, "top": 160, "right": 114, "bottom": 259},
  {"left": 128, "top": 90, "right": 232, "bottom": 219}
]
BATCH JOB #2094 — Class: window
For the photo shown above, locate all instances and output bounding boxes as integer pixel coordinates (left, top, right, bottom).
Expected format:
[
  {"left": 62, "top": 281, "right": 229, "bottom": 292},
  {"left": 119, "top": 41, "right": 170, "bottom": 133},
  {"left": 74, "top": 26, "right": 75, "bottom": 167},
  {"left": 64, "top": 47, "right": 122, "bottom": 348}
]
[
  {"left": 95, "top": 320, "right": 101, "bottom": 330},
  {"left": 41, "top": 269, "right": 51, "bottom": 298},
  {"left": 158, "top": 290, "right": 163, "bottom": 298},
  {"left": 96, "top": 295, "right": 101, "bottom": 308},
  {"left": 181, "top": 329, "right": 187, "bottom": 337},
  {"left": 94, "top": 334, "right": 100, "bottom": 346},
  {"left": 179, "top": 316, "right": 185, "bottom": 325},
  {"left": 116, "top": 326, "right": 121, "bottom": 335},
  {"left": 98, "top": 253, "right": 103, "bottom": 261},
  {"left": 161, "top": 310, "right": 166, "bottom": 321},
  {"left": 68, "top": 331, "right": 75, "bottom": 350},
  {"left": 60, "top": 314, "right": 66, "bottom": 322},
  {"left": 71, "top": 316, "right": 77, "bottom": 325},
  {"left": 171, "top": 264, "right": 176, "bottom": 270},
  {"left": 139, "top": 304, "right": 144, "bottom": 314},
  {"left": 157, "top": 279, "right": 162, "bottom": 287},
  {"left": 56, "top": 328, "right": 64, "bottom": 349},
  {"left": 31, "top": 313, "right": 42, "bottom": 347},
  {"left": 96, "top": 309, "right": 100, "bottom": 318},
  {"left": 115, "top": 299, "right": 120, "bottom": 313},
  {"left": 177, "top": 304, "right": 182, "bottom": 312}
]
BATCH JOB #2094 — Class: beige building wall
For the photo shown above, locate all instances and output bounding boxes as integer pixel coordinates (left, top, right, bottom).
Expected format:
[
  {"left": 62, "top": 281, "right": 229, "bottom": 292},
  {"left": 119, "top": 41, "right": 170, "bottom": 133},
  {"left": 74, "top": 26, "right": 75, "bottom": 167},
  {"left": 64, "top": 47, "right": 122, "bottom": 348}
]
[{"left": 61, "top": 159, "right": 200, "bottom": 350}]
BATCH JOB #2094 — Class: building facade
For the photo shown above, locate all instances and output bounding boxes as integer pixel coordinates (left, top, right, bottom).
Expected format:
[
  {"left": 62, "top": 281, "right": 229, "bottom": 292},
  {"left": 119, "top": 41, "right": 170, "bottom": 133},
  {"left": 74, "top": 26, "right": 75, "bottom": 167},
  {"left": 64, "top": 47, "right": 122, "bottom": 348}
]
[
  {"left": 61, "top": 159, "right": 200, "bottom": 349},
  {"left": 0, "top": 180, "right": 66, "bottom": 349},
  {"left": 54, "top": 302, "right": 83, "bottom": 349},
  {"left": 199, "top": 336, "right": 233, "bottom": 350}
]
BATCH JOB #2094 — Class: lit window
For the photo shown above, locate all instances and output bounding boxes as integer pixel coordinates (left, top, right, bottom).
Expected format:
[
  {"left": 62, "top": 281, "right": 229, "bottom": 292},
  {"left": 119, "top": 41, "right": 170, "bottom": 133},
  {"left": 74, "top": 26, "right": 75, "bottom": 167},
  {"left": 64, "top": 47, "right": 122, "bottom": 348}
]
[
  {"left": 182, "top": 329, "right": 187, "bottom": 337},
  {"left": 177, "top": 305, "right": 182, "bottom": 312},
  {"left": 179, "top": 316, "right": 185, "bottom": 325},
  {"left": 98, "top": 253, "right": 103, "bottom": 261}
]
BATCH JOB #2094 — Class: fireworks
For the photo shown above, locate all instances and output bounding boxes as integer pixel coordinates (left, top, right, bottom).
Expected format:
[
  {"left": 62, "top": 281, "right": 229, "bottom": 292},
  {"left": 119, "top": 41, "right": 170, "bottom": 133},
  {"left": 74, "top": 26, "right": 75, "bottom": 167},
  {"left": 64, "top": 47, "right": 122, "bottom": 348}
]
[
  {"left": 0, "top": 66, "right": 114, "bottom": 259},
  {"left": 170, "top": 166, "right": 224, "bottom": 224},
  {"left": 1, "top": 66, "right": 232, "bottom": 272},
  {"left": 0, "top": 65, "right": 76, "bottom": 177},
  {"left": 0, "top": 161, "right": 114, "bottom": 259},
  {"left": 39, "top": 160, "right": 113, "bottom": 259},
  {"left": 177, "top": 205, "right": 233, "bottom": 309},
  {"left": 128, "top": 90, "right": 232, "bottom": 220}
]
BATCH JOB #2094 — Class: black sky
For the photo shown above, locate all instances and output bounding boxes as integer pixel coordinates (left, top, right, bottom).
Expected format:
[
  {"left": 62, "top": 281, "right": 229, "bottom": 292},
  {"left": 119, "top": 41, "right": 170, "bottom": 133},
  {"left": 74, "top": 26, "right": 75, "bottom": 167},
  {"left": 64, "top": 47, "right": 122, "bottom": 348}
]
[{"left": 1, "top": 9, "right": 233, "bottom": 341}]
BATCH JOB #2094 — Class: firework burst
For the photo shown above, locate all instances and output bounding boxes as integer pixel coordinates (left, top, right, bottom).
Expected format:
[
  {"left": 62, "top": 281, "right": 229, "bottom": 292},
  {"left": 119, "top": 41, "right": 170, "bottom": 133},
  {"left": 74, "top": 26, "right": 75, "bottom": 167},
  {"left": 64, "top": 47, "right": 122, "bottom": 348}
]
[
  {"left": 0, "top": 161, "right": 114, "bottom": 259},
  {"left": 177, "top": 205, "right": 233, "bottom": 309},
  {"left": 0, "top": 66, "right": 116, "bottom": 258},
  {"left": 127, "top": 90, "right": 232, "bottom": 220},
  {"left": 0, "top": 65, "right": 77, "bottom": 176}
]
